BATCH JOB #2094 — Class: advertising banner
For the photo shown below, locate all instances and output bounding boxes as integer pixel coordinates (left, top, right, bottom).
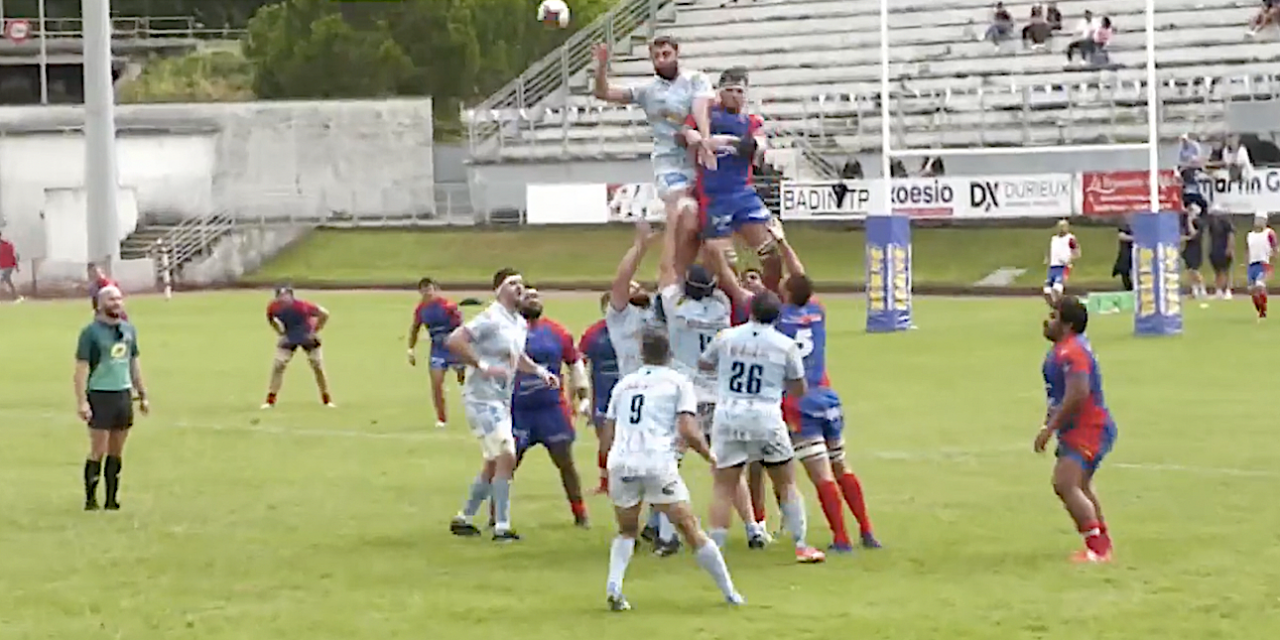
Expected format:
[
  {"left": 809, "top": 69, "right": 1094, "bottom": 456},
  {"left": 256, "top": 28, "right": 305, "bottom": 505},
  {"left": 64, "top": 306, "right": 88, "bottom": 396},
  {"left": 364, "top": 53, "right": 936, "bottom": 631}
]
[
  {"left": 865, "top": 215, "right": 913, "bottom": 333},
  {"left": 1080, "top": 170, "right": 1181, "bottom": 216},
  {"left": 1131, "top": 211, "right": 1183, "bottom": 337},
  {"left": 606, "top": 182, "right": 666, "bottom": 221},
  {"left": 780, "top": 175, "right": 1073, "bottom": 220},
  {"left": 1196, "top": 168, "right": 1280, "bottom": 213},
  {"left": 779, "top": 181, "right": 873, "bottom": 219},
  {"left": 887, "top": 178, "right": 958, "bottom": 217},
  {"left": 963, "top": 174, "right": 1074, "bottom": 218}
]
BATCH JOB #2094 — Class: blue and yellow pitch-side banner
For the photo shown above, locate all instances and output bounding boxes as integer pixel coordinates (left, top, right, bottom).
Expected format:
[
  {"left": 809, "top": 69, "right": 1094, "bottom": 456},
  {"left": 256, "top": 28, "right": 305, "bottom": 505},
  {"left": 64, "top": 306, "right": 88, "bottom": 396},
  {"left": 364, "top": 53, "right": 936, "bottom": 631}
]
[
  {"left": 865, "top": 215, "right": 912, "bottom": 333},
  {"left": 1132, "top": 211, "right": 1183, "bottom": 337}
]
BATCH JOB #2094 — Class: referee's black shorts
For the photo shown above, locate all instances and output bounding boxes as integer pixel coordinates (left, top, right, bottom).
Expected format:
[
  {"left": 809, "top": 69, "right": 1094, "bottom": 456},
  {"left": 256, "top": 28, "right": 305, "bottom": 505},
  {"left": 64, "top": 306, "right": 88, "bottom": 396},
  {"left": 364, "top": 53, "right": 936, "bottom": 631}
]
[{"left": 87, "top": 390, "right": 134, "bottom": 431}]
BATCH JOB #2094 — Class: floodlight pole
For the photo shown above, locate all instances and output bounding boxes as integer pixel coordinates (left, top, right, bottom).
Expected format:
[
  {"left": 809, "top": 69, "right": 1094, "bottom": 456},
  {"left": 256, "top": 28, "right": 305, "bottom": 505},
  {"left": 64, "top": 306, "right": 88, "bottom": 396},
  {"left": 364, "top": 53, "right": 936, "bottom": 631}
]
[{"left": 83, "top": 0, "right": 119, "bottom": 272}]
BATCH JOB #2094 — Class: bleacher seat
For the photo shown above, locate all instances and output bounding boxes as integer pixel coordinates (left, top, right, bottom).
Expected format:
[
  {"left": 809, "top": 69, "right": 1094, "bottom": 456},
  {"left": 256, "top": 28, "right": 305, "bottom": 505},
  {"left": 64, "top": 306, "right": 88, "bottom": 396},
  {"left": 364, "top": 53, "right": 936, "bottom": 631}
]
[{"left": 466, "top": 0, "right": 1279, "bottom": 172}]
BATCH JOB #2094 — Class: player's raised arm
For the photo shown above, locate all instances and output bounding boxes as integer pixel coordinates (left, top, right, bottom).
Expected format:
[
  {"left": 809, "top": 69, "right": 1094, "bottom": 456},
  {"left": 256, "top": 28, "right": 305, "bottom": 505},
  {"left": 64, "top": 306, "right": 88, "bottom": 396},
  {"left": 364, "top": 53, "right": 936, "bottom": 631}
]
[
  {"left": 690, "top": 72, "right": 717, "bottom": 168},
  {"left": 774, "top": 227, "right": 806, "bottom": 278},
  {"left": 611, "top": 219, "right": 657, "bottom": 311},
  {"left": 592, "top": 44, "right": 634, "bottom": 104}
]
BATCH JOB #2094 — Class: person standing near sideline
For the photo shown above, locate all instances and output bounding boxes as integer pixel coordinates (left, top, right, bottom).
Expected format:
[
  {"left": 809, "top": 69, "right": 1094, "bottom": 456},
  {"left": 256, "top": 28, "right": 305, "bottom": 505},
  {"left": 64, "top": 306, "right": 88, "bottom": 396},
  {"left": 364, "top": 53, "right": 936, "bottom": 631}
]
[
  {"left": 1112, "top": 220, "right": 1134, "bottom": 291},
  {"left": 75, "top": 286, "right": 149, "bottom": 511},
  {"left": 0, "top": 231, "right": 21, "bottom": 302}
]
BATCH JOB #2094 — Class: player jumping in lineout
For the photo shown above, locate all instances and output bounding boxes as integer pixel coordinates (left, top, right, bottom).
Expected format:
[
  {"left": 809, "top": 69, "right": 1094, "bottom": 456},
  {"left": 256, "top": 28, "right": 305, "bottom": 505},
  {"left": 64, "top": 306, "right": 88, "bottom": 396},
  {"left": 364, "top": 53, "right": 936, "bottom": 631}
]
[
  {"left": 263, "top": 287, "right": 334, "bottom": 408},
  {"left": 1246, "top": 212, "right": 1276, "bottom": 320},
  {"left": 409, "top": 277, "right": 466, "bottom": 429}
]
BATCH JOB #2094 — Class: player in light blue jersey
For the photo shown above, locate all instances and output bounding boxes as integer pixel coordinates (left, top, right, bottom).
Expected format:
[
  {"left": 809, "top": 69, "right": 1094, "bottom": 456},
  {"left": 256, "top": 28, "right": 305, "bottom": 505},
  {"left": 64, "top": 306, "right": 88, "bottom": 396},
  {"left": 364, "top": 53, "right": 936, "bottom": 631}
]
[{"left": 593, "top": 36, "right": 716, "bottom": 280}]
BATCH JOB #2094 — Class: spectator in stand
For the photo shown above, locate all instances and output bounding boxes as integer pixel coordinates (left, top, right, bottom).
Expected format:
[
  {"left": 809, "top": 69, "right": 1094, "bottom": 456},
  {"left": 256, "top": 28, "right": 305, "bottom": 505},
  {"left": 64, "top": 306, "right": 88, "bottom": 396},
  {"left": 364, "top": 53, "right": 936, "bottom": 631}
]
[
  {"left": 889, "top": 158, "right": 908, "bottom": 178},
  {"left": 1065, "top": 10, "right": 1098, "bottom": 63},
  {"left": 1046, "top": 2, "right": 1063, "bottom": 31},
  {"left": 1248, "top": 0, "right": 1280, "bottom": 37},
  {"left": 0, "top": 231, "right": 21, "bottom": 302},
  {"left": 1223, "top": 134, "right": 1255, "bottom": 184},
  {"left": 1023, "top": 4, "right": 1052, "bottom": 50},
  {"left": 982, "top": 2, "right": 1015, "bottom": 47},
  {"left": 1178, "top": 133, "right": 1205, "bottom": 173},
  {"left": 841, "top": 157, "right": 864, "bottom": 180},
  {"left": 918, "top": 156, "right": 945, "bottom": 177}
]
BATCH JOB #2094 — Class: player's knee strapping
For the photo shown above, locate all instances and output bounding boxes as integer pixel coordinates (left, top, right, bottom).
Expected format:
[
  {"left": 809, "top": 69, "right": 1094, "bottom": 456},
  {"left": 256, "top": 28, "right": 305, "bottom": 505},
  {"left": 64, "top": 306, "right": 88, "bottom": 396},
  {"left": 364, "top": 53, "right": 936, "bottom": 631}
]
[
  {"left": 794, "top": 439, "right": 828, "bottom": 462},
  {"left": 826, "top": 441, "right": 847, "bottom": 463}
]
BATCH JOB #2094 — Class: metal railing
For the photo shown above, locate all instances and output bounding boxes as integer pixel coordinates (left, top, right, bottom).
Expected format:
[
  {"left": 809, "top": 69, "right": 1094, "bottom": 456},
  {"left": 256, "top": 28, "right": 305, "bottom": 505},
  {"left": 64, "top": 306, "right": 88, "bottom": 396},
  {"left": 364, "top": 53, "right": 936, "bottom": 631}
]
[
  {"left": 466, "top": 0, "right": 671, "bottom": 159},
  {"left": 12, "top": 16, "right": 245, "bottom": 40},
  {"left": 147, "top": 212, "right": 237, "bottom": 279}
]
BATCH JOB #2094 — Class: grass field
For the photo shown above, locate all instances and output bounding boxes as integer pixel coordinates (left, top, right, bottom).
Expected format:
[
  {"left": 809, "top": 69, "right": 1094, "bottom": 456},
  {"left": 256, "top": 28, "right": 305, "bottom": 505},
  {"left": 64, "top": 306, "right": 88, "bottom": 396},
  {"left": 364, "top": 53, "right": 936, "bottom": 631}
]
[{"left": 1, "top": 291, "right": 1277, "bottom": 640}]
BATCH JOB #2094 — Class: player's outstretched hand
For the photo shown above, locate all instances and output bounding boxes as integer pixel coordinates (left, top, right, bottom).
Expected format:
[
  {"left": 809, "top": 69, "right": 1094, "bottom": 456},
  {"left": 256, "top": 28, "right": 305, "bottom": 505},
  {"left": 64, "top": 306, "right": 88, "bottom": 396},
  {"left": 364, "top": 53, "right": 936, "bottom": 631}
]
[
  {"left": 1033, "top": 426, "right": 1053, "bottom": 453},
  {"left": 77, "top": 401, "right": 92, "bottom": 423},
  {"left": 540, "top": 370, "right": 561, "bottom": 389},
  {"left": 697, "top": 138, "right": 718, "bottom": 171},
  {"left": 767, "top": 216, "right": 787, "bottom": 242},
  {"left": 591, "top": 43, "right": 609, "bottom": 65}
]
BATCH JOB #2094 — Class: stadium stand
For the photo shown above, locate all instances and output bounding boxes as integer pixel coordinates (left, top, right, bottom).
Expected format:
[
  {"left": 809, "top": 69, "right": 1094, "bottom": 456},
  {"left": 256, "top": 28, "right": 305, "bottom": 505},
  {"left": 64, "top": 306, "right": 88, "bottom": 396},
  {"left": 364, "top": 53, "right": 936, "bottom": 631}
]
[{"left": 466, "top": 0, "right": 1272, "bottom": 176}]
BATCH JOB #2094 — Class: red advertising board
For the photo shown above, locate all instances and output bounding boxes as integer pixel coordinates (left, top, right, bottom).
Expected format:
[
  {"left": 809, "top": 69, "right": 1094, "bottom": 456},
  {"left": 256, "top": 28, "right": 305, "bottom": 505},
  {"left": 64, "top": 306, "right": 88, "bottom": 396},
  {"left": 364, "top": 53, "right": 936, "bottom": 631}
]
[{"left": 1080, "top": 170, "right": 1181, "bottom": 216}]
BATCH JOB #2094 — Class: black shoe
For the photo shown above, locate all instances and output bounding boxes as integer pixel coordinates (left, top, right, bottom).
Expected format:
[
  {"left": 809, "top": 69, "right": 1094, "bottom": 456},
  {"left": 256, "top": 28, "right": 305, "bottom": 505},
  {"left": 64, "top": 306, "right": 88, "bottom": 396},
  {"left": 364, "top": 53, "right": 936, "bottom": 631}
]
[
  {"left": 492, "top": 529, "right": 522, "bottom": 543},
  {"left": 747, "top": 534, "right": 767, "bottom": 550},
  {"left": 104, "top": 501, "right": 121, "bottom": 511},
  {"left": 653, "top": 538, "right": 681, "bottom": 557},
  {"left": 84, "top": 499, "right": 99, "bottom": 511},
  {"left": 640, "top": 524, "right": 658, "bottom": 544},
  {"left": 450, "top": 518, "right": 481, "bottom": 537},
  {"left": 575, "top": 516, "right": 591, "bottom": 529}
]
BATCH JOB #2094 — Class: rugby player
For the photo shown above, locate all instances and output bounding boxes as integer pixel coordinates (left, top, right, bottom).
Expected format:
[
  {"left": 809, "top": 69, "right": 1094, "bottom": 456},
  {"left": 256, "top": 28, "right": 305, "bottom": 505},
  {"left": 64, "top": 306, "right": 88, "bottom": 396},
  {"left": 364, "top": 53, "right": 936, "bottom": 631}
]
[
  {"left": 87, "top": 264, "right": 121, "bottom": 313},
  {"left": 1043, "top": 220, "right": 1079, "bottom": 306},
  {"left": 773, "top": 236, "right": 881, "bottom": 550},
  {"left": 1206, "top": 208, "right": 1235, "bottom": 300},
  {"left": 592, "top": 36, "right": 715, "bottom": 278},
  {"left": 601, "top": 328, "right": 744, "bottom": 611},
  {"left": 447, "top": 268, "right": 558, "bottom": 542},
  {"left": 262, "top": 287, "right": 334, "bottom": 408},
  {"left": 512, "top": 288, "right": 591, "bottom": 527},
  {"left": 700, "top": 292, "right": 826, "bottom": 563},
  {"left": 1036, "top": 296, "right": 1117, "bottom": 563},
  {"left": 408, "top": 277, "right": 466, "bottom": 428},
  {"left": 1180, "top": 168, "right": 1210, "bottom": 302},
  {"left": 0, "top": 231, "right": 21, "bottom": 302},
  {"left": 74, "top": 286, "right": 149, "bottom": 511},
  {"left": 579, "top": 293, "right": 621, "bottom": 494},
  {"left": 1246, "top": 212, "right": 1276, "bottom": 320}
]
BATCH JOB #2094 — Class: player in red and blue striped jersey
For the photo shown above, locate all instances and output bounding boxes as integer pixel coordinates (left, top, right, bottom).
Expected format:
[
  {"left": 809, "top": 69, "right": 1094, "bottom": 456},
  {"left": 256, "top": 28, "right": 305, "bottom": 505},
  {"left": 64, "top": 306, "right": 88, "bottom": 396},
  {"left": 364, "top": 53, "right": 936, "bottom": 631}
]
[
  {"left": 1036, "top": 296, "right": 1117, "bottom": 563},
  {"left": 409, "top": 278, "right": 466, "bottom": 429},
  {"left": 511, "top": 289, "right": 591, "bottom": 527},
  {"left": 578, "top": 293, "right": 621, "bottom": 494}
]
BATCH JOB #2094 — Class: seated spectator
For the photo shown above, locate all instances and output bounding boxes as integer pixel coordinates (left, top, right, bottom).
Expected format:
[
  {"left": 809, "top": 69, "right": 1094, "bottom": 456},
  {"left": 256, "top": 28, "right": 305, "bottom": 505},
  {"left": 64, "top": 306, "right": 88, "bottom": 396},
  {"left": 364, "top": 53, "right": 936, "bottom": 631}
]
[
  {"left": 1090, "top": 17, "right": 1113, "bottom": 63},
  {"left": 1065, "top": 10, "right": 1098, "bottom": 62},
  {"left": 982, "top": 2, "right": 1015, "bottom": 46},
  {"left": 841, "top": 158, "right": 864, "bottom": 180},
  {"left": 1046, "top": 2, "right": 1063, "bottom": 30},
  {"left": 1248, "top": 0, "right": 1280, "bottom": 36},
  {"left": 889, "top": 158, "right": 908, "bottom": 178},
  {"left": 1022, "top": 4, "right": 1052, "bottom": 50},
  {"left": 918, "top": 156, "right": 945, "bottom": 177}
]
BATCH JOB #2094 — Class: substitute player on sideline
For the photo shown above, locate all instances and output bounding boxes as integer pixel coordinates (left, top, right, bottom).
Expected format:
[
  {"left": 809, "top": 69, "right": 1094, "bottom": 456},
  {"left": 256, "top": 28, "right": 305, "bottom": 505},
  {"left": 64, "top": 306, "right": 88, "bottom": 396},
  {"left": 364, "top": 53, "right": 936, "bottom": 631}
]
[
  {"left": 700, "top": 292, "right": 826, "bottom": 563},
  {"left": 579, "top": 293, "right": 621, "bottom": 494},
  {"left": 262, "top": 287, "right": 334, "bottom": 408},
  {"left": 447, "top": 268, "right": 558, "bottom": 542},
  {"left": 408, "top": 277, "right": 465, "bottom": 428},
  {"left": 512, "top": 288, "right": 591, "bottom": 527},
  {"left": 1043, "top": 220, "right": 1079, "bottom": 306},
  {"left": 601, "top": 329, "right": 744, "bottom": 611},
  {"left": 74, "top": 286, "right": 149, "bottom": 511},
  {"left": 1246, "top": 212, "right": 1276, "bottom": 320},
  {"left": 1035, "top": 296, "right": 1117, "bottom": 563}
]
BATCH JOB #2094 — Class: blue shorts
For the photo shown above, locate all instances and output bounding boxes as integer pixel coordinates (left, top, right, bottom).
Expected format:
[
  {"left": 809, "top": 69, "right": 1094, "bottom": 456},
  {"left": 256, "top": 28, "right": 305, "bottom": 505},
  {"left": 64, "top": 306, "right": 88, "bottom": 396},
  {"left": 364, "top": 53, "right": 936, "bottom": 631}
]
[
  {"left": 790, "top": 387, "right": 845, "bottom": 443},
  {"left": 1248, "top": 262, "right": 1270, "bottom": 287},
  {"left": 655, "top": 169, "right": 695, "bottom": 199},
  {"left": 429, "top": 345, "right": 460, "bottom": 370},
  {"left": 513, "top": 403, "right": 575, "bottom": 453},
  {"left": 1055, "top": 423, "right": 1117, "bottom": 474},
  {"left": 701, "top": 190, "right": 771, "bottom": 240},
  {"left": 1045, "top": 265, "right": 1068, "bottom": 287}
]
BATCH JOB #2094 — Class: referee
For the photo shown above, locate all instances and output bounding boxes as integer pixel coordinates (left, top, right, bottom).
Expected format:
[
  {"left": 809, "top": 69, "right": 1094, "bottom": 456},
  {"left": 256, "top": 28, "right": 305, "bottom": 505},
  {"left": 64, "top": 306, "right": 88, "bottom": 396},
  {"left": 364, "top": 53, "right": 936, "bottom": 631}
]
[{"left": 74, "top": 286, "right": 149, "bottom": 511}]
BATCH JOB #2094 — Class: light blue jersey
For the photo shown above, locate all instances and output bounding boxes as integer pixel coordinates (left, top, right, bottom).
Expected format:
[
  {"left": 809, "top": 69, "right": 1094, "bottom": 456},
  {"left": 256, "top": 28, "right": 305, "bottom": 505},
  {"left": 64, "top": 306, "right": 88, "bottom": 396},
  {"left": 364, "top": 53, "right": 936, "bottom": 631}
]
[{"left": 625, "top": 70, "right": 715, "bottom": 196}]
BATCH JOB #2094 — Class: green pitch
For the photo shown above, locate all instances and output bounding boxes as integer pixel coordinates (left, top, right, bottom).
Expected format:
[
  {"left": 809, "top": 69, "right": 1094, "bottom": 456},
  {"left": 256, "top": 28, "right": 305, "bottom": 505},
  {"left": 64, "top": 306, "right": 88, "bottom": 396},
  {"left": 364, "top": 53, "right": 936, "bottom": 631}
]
[{"left": 0, "top": 292, "right": 1276, "bottom": 640}]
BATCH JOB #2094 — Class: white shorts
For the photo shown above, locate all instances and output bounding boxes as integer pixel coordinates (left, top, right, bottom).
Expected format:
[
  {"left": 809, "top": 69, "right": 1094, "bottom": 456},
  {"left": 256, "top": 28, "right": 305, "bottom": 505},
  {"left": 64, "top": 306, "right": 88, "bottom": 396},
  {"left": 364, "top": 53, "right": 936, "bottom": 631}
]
[
  {"left": 711, "top": 403, "right": 794, "bottom": 469},
  {"left": 464, "top": 399, "right": 515, "bottom": 460},
  {"left": 655, "top": 168, "right": 696, "bottom": 200},
  {"left": 608, "top": 468, "right": 690, "bottom": 508}
]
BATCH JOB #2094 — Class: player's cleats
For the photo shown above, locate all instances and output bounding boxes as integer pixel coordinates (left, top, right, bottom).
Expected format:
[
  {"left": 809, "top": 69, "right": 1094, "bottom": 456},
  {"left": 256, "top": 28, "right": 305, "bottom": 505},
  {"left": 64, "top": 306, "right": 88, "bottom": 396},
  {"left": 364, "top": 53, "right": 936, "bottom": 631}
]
[
  {"left": 492, "top": 529, "right": 522, "bottom": 543},
  {"left": 828, "top": 542, "right": 855, "bottom": 554},
  {"left": 1070, "top": 548, "right": 1112, "bottom": 564},
  {"left": 860, "top": 532, "right": 883, "bottom": 549},
  {"left": 434, "top": 421, "right": 447, "bottom": 430},
  {"left": 795, "top": 546, "right": 826, "bottom": 564},
  {"left": 640, "top": 524, "right": 658, "bottom": 544},
  {"left": 259, "top": 403, "right": 273, "bottom": 410},
  {"left": 747, "top": 532, "right": 768, "bottom": 550},
  {"left": 607, "top": 594, "right": 631, "bottom": 612},
  {"left": 574, "top": 515, "right": 591, "bottom": 529},
  {"left": 725, "top": 593, "right": 746, "bottom": 606},
  {"left": 104, "top": 500, "right": 121, "bottom": 511},
  {"left": 653, "top": 538, "right": 681, "bottom": 557},
  {"left": 449, "top": 517, "right": 481, "bottom": 537},
  {"left": 84, "top": 499, "right": 99, "bottom": 511},
  {"left": 324, "top": 402, "right": 337, "bottom": 408}
]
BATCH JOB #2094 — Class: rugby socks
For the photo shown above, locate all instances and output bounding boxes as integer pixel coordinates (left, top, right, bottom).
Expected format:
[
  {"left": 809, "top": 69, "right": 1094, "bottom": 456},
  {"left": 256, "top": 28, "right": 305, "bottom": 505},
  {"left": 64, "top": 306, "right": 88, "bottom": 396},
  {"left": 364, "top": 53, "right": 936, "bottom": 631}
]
[
  {"left": 816, "top": 480, "right": 851, "bottom": 547},
  {"left": 709, "top": 527, "right": 729, "bottom": 550},
  {"left": 103, "top": 456, "right": 122, "bottom": 508},
  {"left": 606, "top": 536, "right": 636, "bottom": 597},
  {"left": 656, "top": 512, "right": 677, "bottom": 544},
  {"left": 693, "top": 541, "right": 739, "bottom": 600},
  {"left": 1080, "top": 521, "right": 1110, "bottom": 556},
  {"left": 1251, "top": 291, "right": 1269, "bottom": 317},
  {"left": 491, "top": 477, "right": 512, "bottom": 532},
  {"left": 264, "top": 392, "right": 277, "bottom": 406},
  {"left": 779, "top": 495, "right": 809, "bottom": 549},
  {"left": 460, "top": 474, "right": 491, "bottom": 518},
  {"left": 645, "top": 507, "right": 661, "bottom": 531},
  {"left": 750, "top": 496, "right": 767, "bottom": 526},
  {"left": 320, "top": 392, "right": 332, "bottom": 405},
  {"left": 83, "top": 459, "right": 102, "bottom": 506},
  {"left": 838, "top": 472, "right": 874, "bottom": 535},
  {"left": 569, "top": 498, "right": 587, "bottom": 522}
]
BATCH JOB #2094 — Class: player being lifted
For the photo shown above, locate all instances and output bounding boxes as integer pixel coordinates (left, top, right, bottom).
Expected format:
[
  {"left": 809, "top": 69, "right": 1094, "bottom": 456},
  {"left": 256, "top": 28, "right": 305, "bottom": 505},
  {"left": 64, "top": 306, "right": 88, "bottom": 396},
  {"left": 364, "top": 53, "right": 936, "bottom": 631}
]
[
  {"left": 700, "top": 292, "right": 826, "bottom": 564},
  {"left": 447, "top": 268, "right": 558, "bottom": 542},
  {"left": 263, "top": 287, "right": 334, "bottom": 408},
  {"left": 579, "top": 293, "right": 622, "bottom": 494},
  {"left": 593, "top": 35, "right": 715, "bottom": 277},
  {"left": 772, "top": 233, "right": 881, "bottom": 551},
  {"left": 511, "top": 288, "right": 591, "bottom": 527},
  {"left": 1246, "top": 212, "right": 1276, "bottom": 320},
  {"left": 408, "top": 277, "right": 466, "bottom": 429},
  {"left": 1035, "top": 296, "right": 1117, "bottom": 563},
  {"left": 600, "top": 329, "right": 745, "bottom": 611},
  {"left": 1043, "top": 220, "right": 1079, "bottom": 307}
]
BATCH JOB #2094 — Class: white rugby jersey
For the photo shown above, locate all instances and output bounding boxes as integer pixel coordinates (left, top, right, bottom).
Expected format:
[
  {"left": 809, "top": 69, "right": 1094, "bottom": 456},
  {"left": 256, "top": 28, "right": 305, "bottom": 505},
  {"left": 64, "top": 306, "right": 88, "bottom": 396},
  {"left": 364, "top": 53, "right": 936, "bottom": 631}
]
[
  {"left": 660, "top": 284, "right": 731, "bottom": 403},
  {"left": 1247, "top": 227, "right": 1277, "bottom": 264},
  {"left": 605, "top": 365, "right": 697, "bottom": 475},
  {"left": 460, "top": 301, "right": 528, "bottom": 404},
  {"left": 606, "top": 303, "right": 648, "bottom": 377},
  {"left": 1049, "top": 233, "right": 1078, "bottom": 267},
  {"left": 701, "top": 321, "right": 804, "bottom": 405}
]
